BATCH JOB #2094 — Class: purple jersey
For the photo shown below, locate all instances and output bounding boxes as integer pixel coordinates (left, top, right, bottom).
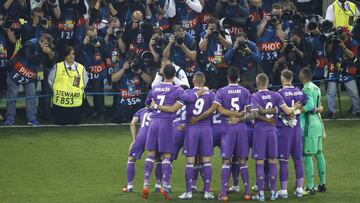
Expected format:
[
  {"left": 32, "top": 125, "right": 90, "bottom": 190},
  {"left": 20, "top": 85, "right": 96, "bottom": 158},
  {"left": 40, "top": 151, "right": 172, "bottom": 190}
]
[
  {"left": 173, "top": 105, "right": 187, "bottom": 128},
  {"left": 277, "top": 86, "right": 307, "bottom": 127},
  {"left": 180, "top": 88, "right": 216, "bottom": 125},
  {"left": 134, "top": 108, "right": 152, "bottom": 136},
  {"left": 145, "top": 83, "right": 184, "bottom": 119},
  {"left": 214, "top": 84, "right": 251, "bottom": 123},
  {"left": 251, "top": 90, "right": 285, "bottom": 128}
]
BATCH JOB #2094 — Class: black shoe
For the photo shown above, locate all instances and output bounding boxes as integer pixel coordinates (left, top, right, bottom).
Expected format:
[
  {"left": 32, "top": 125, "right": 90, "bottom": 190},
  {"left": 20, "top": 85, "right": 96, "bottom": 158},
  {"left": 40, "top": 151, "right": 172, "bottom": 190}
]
[
  {"left": 326, "top": 112, "right": 335, "bottom": 119},
  {"left": 318, "top": 184, "right": 327, "bottom": 193},
  {"left": 305, "top": 187, "right": 316, "bottom": 195}
]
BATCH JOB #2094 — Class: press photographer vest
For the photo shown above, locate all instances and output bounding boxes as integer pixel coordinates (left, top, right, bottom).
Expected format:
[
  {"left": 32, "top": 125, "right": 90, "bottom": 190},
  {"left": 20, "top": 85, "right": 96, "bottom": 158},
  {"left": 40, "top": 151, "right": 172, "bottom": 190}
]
[
  {"left": 333, "top": 0, "right": 357, "bottom": 30},
  {"left": 52, "top": 62, "right": 85, "bottom": 107},
  {"left": 8, "top": 39, "right": 39, "bottom": 85}
]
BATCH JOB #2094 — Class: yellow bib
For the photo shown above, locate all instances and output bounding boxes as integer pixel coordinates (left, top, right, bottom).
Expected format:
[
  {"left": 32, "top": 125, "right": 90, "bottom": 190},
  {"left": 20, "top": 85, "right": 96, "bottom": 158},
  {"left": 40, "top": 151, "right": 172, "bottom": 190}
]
[
  {"left": 52, "top": 62, "right": 85, "bottom": 107},
  {"left": 333, "top": 0, "right": 357, "bottom": 30}
]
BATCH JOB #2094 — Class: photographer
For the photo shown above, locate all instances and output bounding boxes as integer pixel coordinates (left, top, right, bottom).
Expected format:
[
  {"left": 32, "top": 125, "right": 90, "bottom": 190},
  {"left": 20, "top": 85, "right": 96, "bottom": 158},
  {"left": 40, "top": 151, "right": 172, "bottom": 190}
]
[
  {"left": 145, "top": 0, "right": 171, "bottom": 33},
  {"left": 199, "top": 17, "right": 232, "bottom": 89},
  {"left": 326, "top": 26, "right": 360, "bottom": 118},
  {"left": 21, "top": 7, "right": 50, "bottom": 43},
  {"left": 151, "top": 58, "right": 189, "bottom": 88},
  {"left": 29, "top": 0, "right": 61, "bottom": 20},
  {"left": 248, "top": 0, "right": 265, "bottom": 42},
  {"left": 279, "top": 28, "right": 313, "bottom": 83},
  {"left": 214, "top": 0, "right": 250, "bottom": 36},
  {"left": 306, "top": 20, "right": 328, "bottom": 81},
  {"left": 77, "top": 26, "right": 111, "bottom": 121},
  {"left": 111, "top": 50, "right": 152, "bottom": 123},
  {"left": 163, "top": 25, "right": 198, "bottom": 84},
  {"left": 172, "top": 0, "right": 203, "bottom": 36},
  {"left": 54, "top": 0, "right": 87, "bottom": 48},
  {"left": 149, "top": 27, "right": 166, "bottom": 64},
  {"left": 122, "top": 10, "right": 153, "bottom": 54},
  {"left": 0, "top": 16, "right": 16, "bottom": 100},
  {"left": 224, "top": 32, "right": 261, "bottom": 87},
  {"left": 325, "top": 0, "right": 359, "bottom": 30},
  {"left": 89, "top": 0, "right": 118, "bottom": 30},
  {"left": 5, "top": 34, "right": 56, "bottom": 126},
  {"left": 257, "top": 3, "right": 286, "bottom": 85},
  {"left": 98, "top": 17, "right": 126, "bottom": 69}
]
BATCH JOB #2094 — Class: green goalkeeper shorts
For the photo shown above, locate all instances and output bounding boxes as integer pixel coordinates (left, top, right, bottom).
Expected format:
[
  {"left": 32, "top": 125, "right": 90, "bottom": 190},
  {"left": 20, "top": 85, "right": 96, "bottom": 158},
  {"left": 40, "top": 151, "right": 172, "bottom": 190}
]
[{"left": 303, "top": 136, "right": 323, "bottom": 155}]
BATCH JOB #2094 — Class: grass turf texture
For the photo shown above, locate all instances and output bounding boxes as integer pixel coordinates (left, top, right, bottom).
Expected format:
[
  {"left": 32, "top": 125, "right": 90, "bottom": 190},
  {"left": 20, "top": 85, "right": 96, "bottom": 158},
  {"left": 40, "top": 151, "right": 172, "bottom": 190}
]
[{"left": 1, "top": 121, "right": 360, "bottom": 203}]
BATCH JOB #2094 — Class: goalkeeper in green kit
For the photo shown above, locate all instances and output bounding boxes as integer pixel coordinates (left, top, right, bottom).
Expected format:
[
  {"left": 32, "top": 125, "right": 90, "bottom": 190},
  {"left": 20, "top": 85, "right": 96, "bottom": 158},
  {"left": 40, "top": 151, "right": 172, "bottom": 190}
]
[{"left": 298, "top": 68, "right": 326, "bottom": 194}]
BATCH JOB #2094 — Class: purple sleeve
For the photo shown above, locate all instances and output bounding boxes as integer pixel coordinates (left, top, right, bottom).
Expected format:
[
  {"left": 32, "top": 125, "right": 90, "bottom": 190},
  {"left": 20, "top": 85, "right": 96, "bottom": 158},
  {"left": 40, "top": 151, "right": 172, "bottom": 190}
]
[
  {"left": 178, "top": 91, "right": 189, "bottom": 105},
  {"left": 250, "top": 95, "right": 258, "bottom": 110},
  {"left": 275, "top": 92, "right": 285, "bottom": 108},
  {"left": 145, "top": 90, "right": 153, "bottom": 106},
  {"left": 214, "top": 90, "right": 223, "bottom": 105},
  {"left": 134, "top": 109, "right": 141, "bottom": 118}
]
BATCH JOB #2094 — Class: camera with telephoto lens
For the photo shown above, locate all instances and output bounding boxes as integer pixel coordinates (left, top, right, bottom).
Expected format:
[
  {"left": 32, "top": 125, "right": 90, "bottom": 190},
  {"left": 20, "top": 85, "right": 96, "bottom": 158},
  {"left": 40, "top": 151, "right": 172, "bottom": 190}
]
[
  {"left": 0, "top": 15, "right": 14, "bottom": 29},
  {"left": 113, "top": 28, "right": 122, "bottom": 38},
  {"left": 140, "top": 51, "right": 154, "bottom": 68},
  {"left": 219, "top": 17, "right": 233, "bottom": 30},
  {"left": 175, "top": 35, "right": 184, "bottom": 45},
  {"left": 319, "top": 21, "right": 343, "bottom": 44},
  {"left": 284, "top": 40, "right": 297, "bottom": 64},
  {"left": 211, "top": 29, "right": 220, "bottom": 38},
  {"left": 40, "top": 18, "right": 48, "bottom": 26},
  {"left": 154, "top": 36, "right": 165, "bottom": 49},
  {"left": 129, "top": 59, "right": 141, "bottom": 73},
  {"left": 306, "top": 14, "right": 321, "bottom": 31},
  {"left": 270, "top": 15, "right": 279, "bottom": 26},
  {"left": 238, "top": 41, "right": 247, "bottom": 51},
  {"left": 90, "top": 36, "right": 101, "bottom": 47}
]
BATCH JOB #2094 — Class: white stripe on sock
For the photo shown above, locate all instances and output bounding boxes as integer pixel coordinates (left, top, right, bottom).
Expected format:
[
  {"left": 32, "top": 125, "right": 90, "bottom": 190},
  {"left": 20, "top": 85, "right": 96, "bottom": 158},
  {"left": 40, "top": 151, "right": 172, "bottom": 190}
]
[
  {"left": 145, "top": 158, "right": 154, "bottom": 163},
  {"left": 222, "top": 164, "right": 230, "bottom": 169},
  {"left": 203, "top": 163, "right": 212, "bottom": 167},
  {"left": 186, "top": 164, "right": 194, "bottom": 168},
  {"left": 240, "top": 166, "right": 248, "bottom": 170}
]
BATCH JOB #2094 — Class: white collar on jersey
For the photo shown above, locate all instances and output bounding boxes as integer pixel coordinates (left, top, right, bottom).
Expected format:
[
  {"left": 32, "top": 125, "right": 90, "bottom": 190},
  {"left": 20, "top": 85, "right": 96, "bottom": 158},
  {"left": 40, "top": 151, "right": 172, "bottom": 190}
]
[
  {"left": 228, "top": 83, "right": 238, "bottom": 86},
  {"left": 283, "top": 85, "right": 295, "bottom": 88},
  {"left": 161, "top": 82, "right": 173, "bottom": 85},
  {"left": 258, "top": 89, "right": 269, "bottom": 92}
]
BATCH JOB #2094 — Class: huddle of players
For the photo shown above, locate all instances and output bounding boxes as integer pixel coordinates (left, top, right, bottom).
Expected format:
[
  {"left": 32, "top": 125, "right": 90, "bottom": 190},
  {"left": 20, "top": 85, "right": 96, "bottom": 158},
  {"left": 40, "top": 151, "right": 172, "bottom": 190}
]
[{"left": 122, "top": 64, "right": 326, "bottom": 201}]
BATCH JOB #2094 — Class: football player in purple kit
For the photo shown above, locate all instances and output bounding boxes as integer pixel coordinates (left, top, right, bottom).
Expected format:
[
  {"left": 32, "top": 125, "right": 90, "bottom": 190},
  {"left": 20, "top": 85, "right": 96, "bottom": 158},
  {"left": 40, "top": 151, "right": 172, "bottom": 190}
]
[
  {"left": 190, "top": 67, "right": 252, "bottom": 201},
  {"left": 152, "top": 72, "right": 215, "bottom": 200},
  {"left": 245, "top": 73, "right": 301, "bottom": 201},
  {"left": 122, "top": 107, "right": 152, "bottom": 193},
  {"left": 276, "top": 70, "right": 307, "bottom": 198},
  {"left": 141, "top": 64, "right": 185, "bottom": 200}
]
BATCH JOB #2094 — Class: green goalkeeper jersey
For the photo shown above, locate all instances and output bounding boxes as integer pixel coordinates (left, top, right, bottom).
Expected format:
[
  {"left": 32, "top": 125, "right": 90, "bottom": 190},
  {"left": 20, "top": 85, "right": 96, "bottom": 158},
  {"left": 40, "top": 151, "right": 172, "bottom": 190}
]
[{"left": 300, "top": 82, "right": 323, "bottom": 138}]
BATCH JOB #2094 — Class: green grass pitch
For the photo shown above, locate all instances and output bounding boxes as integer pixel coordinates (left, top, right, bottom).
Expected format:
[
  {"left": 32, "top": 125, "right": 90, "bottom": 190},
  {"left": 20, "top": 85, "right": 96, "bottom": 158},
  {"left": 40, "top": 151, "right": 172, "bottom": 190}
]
[{"left": 1, "top": 120, "right": 360, "bottom": 203}]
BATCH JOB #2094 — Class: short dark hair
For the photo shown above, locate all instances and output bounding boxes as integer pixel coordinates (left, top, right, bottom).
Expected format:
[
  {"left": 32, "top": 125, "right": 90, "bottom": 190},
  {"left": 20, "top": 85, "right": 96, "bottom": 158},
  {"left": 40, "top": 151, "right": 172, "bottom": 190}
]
[
  {"left": 256, "top": 73, "right": 269, "bottom": 87},
  {"left": 227, "top": 67, "right": 240, "bottom": 83},
  {"left": 300, "top": 67, "right": 313, "bottom": 80},
  {"left": 31, "top": 7, "right": 43, "bottom": 15},
  {"left": 63, "top": 46, "right": 75, "bottom": 58},
  {"left": 163, "top": 64, "right": 176, "bottom": 79},
  {"left": 281, "top": 69, "right": 293, "bottom": 81}
]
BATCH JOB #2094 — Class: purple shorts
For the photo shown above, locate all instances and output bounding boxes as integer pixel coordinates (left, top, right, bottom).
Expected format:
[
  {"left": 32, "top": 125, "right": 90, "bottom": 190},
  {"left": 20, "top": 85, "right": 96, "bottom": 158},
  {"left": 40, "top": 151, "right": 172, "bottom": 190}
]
[
  {"left": 277, "top": 126, "right": 302, "bottom": 160},
  {"left": 128, "top": 131, "right": 147, "bottom": 159},
  {"left": 252, "top": 126, "right": 278, "bottom": 160},
  {"left": 246, "top": 126, "right": 253, "bottom": 148},
  {"left": 183, "top": 124, "right": 213, "bottom": 157},
  {"left": 212, "top": 124, "right": 222, "bottom": 148},
  {"left": 220, "top": 124, "right": 248, "bottom": 159},
  {"left": 172, "top": 127, "right": 185, "bottom": 160},
  {"left": 145, "top": 117, "right": 175, "bottom": 154}
]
